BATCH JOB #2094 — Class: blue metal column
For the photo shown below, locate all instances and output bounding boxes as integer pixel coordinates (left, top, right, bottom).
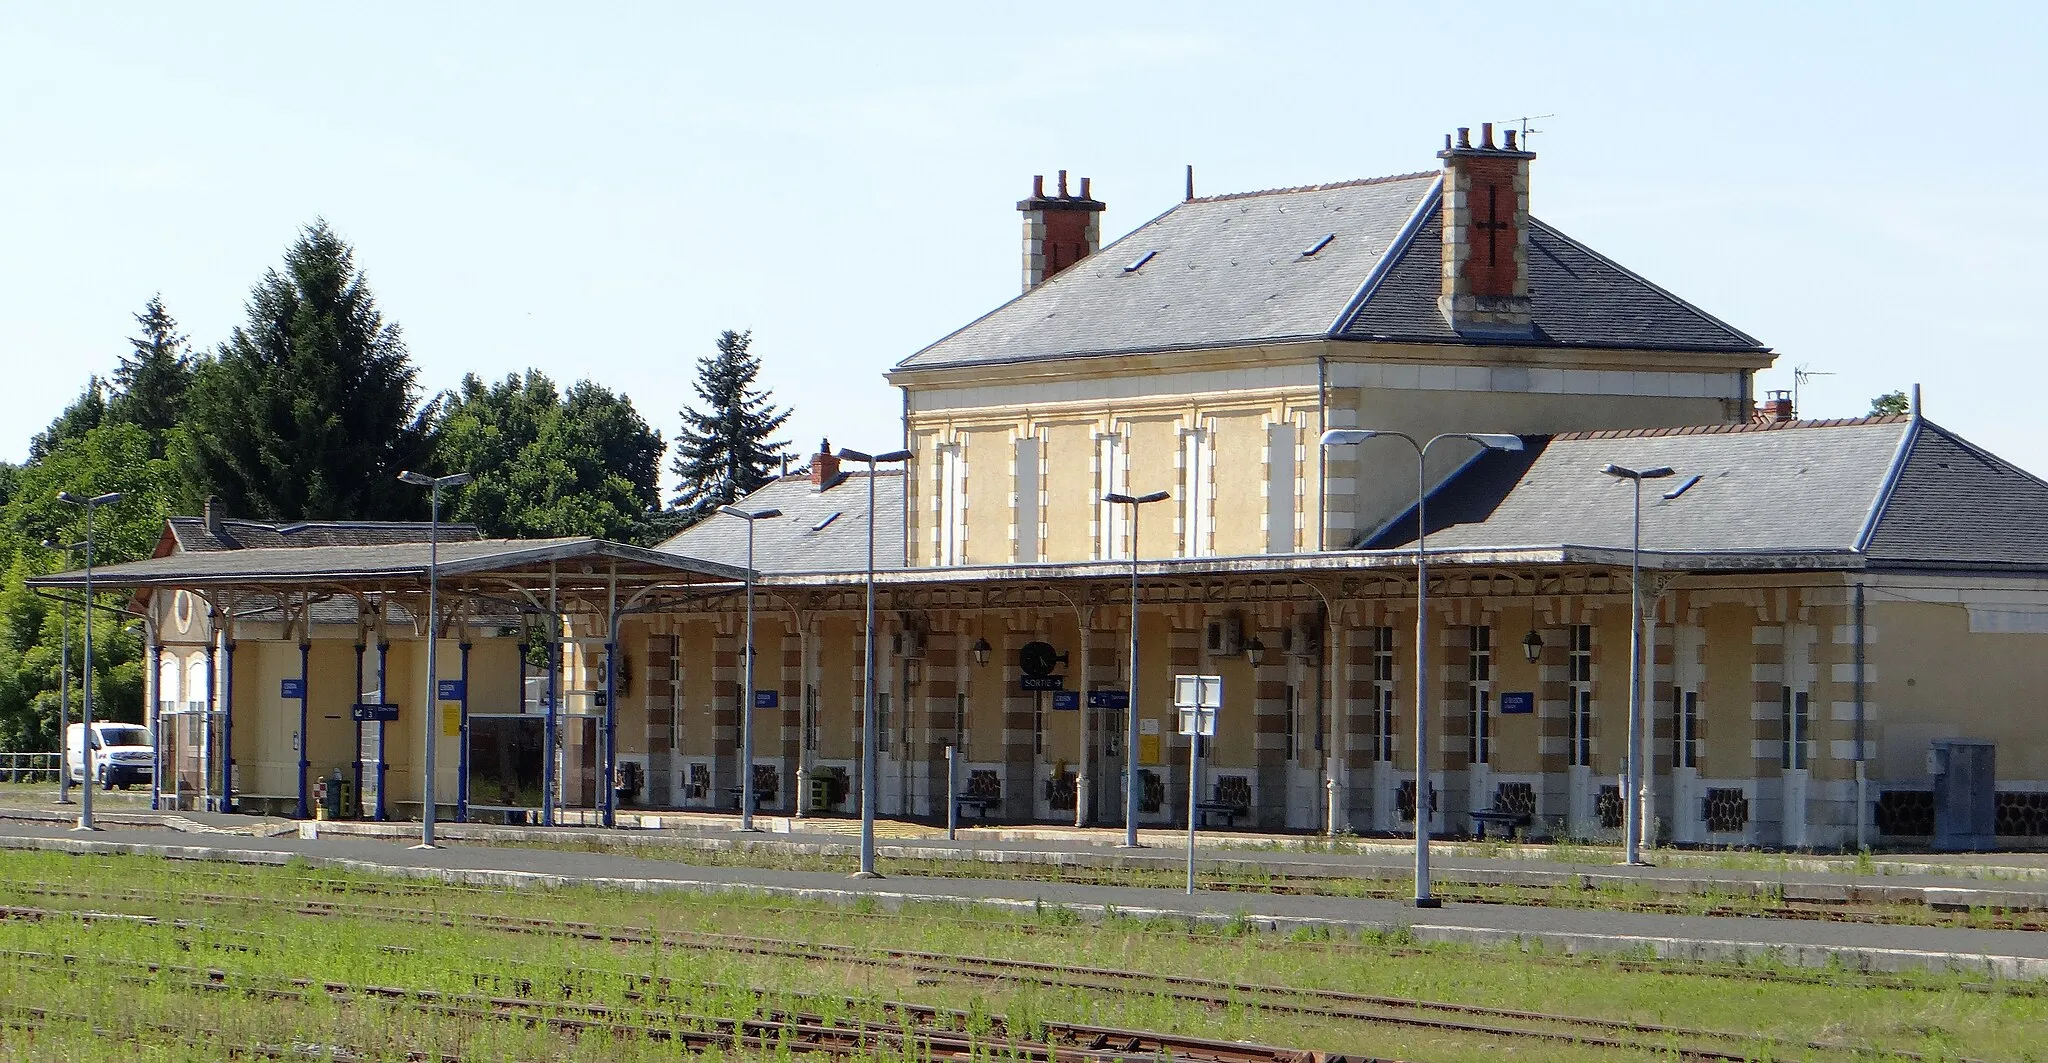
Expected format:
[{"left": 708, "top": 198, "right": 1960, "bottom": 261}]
[
  {"left": 351, "top": 642, "right": 365, "bottom": 817},
  {"left": 542, "top": 634, "right": 558, "bottom": 827},
  {"left": 221, "top": 638, "right": 236, "bottom": 812},
  {"left": 375, "top": 640, "right": 390, "bottom": 821},
  {"left": 295, "top": 641, "right": 311, "bottom": 819},
  {"left": 456, "top": 641, "right": 472, "bottom": 822},
  {"left": 203, "top": 637, "right": 218, "bottom": 811},
  {"left": 149, "top": 642, "right": 164, "bottom": 811},
  {"left": 602, "top": 636, "right": 618, "bottom": 828}
]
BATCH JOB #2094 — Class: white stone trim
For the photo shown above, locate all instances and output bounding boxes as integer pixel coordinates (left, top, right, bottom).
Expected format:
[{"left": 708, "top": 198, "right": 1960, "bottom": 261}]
[
  {"left": 1328, "top": 361, "right": 1744, "bottom": 399},
  {"left": 907, "top": 363, "right": 1319, "bottom": 413}
]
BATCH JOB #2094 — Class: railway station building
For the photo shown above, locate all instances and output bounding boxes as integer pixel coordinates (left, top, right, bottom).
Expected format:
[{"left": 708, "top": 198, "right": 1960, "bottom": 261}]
[{"left": 39, "top": 126, "right": 2048, "bottom": 849}]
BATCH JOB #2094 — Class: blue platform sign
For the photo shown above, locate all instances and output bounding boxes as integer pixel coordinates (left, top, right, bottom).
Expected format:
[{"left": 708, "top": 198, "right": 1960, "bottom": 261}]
[
  {"left": 1050, "top": 690, "right": 1080, "bottom": 710},
  {"left": 437, "top": 679, "right": 466, "bottom": 701},
  {"left": 754, "top": 690, "right": 780, "bottom": 709},
  {"left": 279, "top": 678, "right": 305, "bottom": 700},
  {"left": 1499, "top": 691, "right": 1535, "bottom": 715},
  {"left": 1087, "top": 689, "right": 1129, "bottom": 710},
  {"left": 351, "top": 703, "right": 401, "bottom": 723}
]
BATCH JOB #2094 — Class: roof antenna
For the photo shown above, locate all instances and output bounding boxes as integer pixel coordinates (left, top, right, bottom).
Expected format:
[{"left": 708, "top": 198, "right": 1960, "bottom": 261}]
[
  {"left": 1185, "top": 164, "right": 1194, "bottom": 201},
  {"left": 1497, "top": 113, "right": 1555, "bottom": 148},
  {"left": 1791, "top": 363, "right": 1834, "bottom": 416}
]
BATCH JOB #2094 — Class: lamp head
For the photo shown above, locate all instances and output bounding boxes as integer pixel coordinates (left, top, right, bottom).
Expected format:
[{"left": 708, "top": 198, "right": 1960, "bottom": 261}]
[
  {"left": 1601, "top": 463, "right": 1677, "bottom": 481},
  {"left": 1521, "top": 629, "right": 1543, "bottom": 663},
  {"left": 972, "top": 637, "right": 992, "bottom": 667},
  {"left": 1245, "top": 637, "right": 1267, "bottom": 668},
  {"left": 442, "top": 472, "right": 475, "bottom": 488},
  {"left": 1467, "top": 434, "right": 1525, "bottom": 452},
  {"left": 721, "top": 506, "right": 782, "bottom": 521},
  {"left": 397, "top": 470, "right": 432, "bottom": 486},
  {"left": 1318, "top": 429, "right": 1379, "bottom": 448}
]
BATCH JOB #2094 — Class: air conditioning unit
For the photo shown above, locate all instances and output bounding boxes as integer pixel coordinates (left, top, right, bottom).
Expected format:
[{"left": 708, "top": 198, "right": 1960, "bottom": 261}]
[
  {"left": 892, "top": 630, "right": 927, "bottom": 659},
  {"left": 1282, "top": 616, "right": 1323, "bottom": 658},
  {"left": 1204, "top": 616, "right": 1243, "bottom": 658}
]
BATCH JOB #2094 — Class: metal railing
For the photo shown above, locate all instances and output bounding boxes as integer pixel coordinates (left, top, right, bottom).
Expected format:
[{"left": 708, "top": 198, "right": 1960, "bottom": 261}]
[{"left": 0, "top": 753, "right": 60, "bottom": 783}]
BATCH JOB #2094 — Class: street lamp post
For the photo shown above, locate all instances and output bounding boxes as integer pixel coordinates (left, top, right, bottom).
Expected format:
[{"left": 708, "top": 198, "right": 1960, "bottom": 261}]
[
  {"left": 57, "top": 490, "right": 123, "bottom": 832},
  {"left": 41, "top": 538, "right": 84, "bottom": 806},
  {"left": 1319, "top": 431, "right": 1522, "bottom": 907},
  {"left": 1105, "top": 490, "right": 1170, "bottom": 848},
  {"left": 837, "top": 446, "right": 911, "bottom": 879},
  {"left": 1601, "top": 462, "right": 1674, "bottom": 867},
  {"left": 397, "top": 470, "right": 472, "bottom": 850},
  {"left": 721, "top": 505, "right": 783, "bottom": 832}
]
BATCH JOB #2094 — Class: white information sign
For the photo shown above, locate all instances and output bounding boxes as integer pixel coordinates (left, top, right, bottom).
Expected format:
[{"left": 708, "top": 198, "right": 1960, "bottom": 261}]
[{"left": 1173, "top": 674, "right": 1222, "bottom": 737}]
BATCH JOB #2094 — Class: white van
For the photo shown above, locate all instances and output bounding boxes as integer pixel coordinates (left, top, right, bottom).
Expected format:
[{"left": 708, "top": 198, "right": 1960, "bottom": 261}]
[{"left": 65, "top": 721, "right": 154, "bottom": 790}]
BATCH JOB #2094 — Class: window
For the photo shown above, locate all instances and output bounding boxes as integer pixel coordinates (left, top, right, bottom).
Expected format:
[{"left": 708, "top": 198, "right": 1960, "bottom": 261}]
[
  {"left": 1567, "top": 625, "right": 1593, "bottom": 768},
  {"left": 1032, "top": 693, "right": 1045, "bottom": 756},
  {"left": 1781, "top": 687, "right": 1809, "bottom": 769},
  {"left": 1467, "top": 626, "right": 1492, "bottom": 765},
  {"left": 877, "top": 692, "right": 892, "bottom": 754},
  {"left": 1568, "top": 624, "right": 1592, "bottom": 683},
  {"left": 1468, "top": 687, "right": 1492, "bottom": 764},
  {"left": 1371, "top": 626, "right": 1396, "bottom": 763},
  {"left": 803, "top": 685, "right": 819, "bottom": 755},
  {"left": 1569, "top": 689, "right": 1594, "bottom": 767},
  {"left": 953, "top": 692, "right": 967, "bottom": 755},
  {"left": 1673, "top": 688, "right": 1700, "bottom": 769}
]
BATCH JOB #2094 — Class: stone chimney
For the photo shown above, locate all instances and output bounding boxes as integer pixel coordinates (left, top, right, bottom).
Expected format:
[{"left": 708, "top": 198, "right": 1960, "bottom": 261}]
[
  {"left": 809, "top": 438, "right": 841, "bottom": 487},
  {"left": 204, "top": 495, "right": 224, "bottom": 537},
  {"left": 1017, "top": 170, "right": 1105, "bottom": 291},
  {"left": 1437, "top": 123, "right": 1537, "bottom": 337}
]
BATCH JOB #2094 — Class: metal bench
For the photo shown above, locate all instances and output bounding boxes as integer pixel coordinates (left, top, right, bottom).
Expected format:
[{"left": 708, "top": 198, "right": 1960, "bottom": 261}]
[
  {"left": 1468, "top": 808, "right": 1531, "bottom": 840},
  {"left": 1194, "top": 800, "right": 1249, "bottom": 828},
  {"left": 955, "top": 769, "right": 1002, "bottom": 823}
]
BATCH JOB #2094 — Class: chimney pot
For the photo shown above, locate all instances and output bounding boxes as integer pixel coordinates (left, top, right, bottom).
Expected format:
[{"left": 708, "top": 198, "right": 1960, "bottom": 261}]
[
  {"left": 1057, "top": 169, "right": 1069, "bottom": 197},
  {"left": 1457, "top": 127, "right": 1471, "bottom": 148},
  {"left": 1765, "top": 390, "right": 1795, "bottom": 424},
  {"left": 1504, "top": 129, "right": 1517, "bottom": 150},
  {"left": 1078, "top": 176, "right": 1091, "bottom": 199},
  {"left": 1482, "top": 122, "right": 1495, "bottom": 149},
  {"left": 811, "top": 438, "right": 841, "bottom": 487},
  {"left": 1444, "top": 132, "right": 1453, "bottom": 151},
  {"left": 1018, "top": 166, "right": 1107, "bottom": 290},
  {"left": 1032, "top": 174, "right": 1044, "bottom": 197}
]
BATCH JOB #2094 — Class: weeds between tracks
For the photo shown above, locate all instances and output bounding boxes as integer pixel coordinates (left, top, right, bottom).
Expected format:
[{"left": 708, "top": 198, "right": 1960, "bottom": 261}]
[{"left": 0, "top": 850, "right": 2037, "bottom": 1061}]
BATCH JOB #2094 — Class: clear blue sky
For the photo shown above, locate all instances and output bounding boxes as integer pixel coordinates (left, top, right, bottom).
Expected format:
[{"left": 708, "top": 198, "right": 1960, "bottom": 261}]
[{"left": 4, "top": 2, "right": 2044, "bottom": 485}]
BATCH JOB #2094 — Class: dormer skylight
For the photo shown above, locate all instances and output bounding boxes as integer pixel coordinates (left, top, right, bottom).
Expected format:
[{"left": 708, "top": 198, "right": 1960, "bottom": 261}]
[{"left": 1123, "top": 250, "right": 1158, "bottom": 273}]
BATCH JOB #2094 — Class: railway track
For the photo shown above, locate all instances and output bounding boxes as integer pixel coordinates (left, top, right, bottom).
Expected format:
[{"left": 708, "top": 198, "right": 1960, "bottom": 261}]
[
  {"left": 0, "top": 893, "right": 1968, "bottom": 1062},
  {"left": 5, "top": 866, "right": 2040, "bottom": 1000},
  {"left": 11, "top": 946, "right": 1346, "bottom": 1063}
]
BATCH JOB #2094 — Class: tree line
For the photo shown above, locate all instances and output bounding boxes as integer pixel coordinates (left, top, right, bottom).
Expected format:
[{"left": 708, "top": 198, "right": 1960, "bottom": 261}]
[{"left": 0, "top": 221, "right": 793, "bottom": 752}]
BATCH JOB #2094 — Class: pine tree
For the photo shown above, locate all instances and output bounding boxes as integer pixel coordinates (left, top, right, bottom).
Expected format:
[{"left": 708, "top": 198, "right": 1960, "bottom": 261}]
[
  {"left": 668, "top": 330, "right": 791, "bottom": 524},
  {"left": 108, "top": 294, "right": 194, "bottom": 446},
  {"left": 27, "top": 378, "right": 107, "bottom": 462},
  {"left": 180, "top": 220, "right": 438, "bottom": 521}
]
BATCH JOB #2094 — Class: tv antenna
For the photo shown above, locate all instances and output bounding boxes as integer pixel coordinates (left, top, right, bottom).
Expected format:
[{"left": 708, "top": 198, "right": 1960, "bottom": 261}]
[
  {"left": 1792, "top": 363, "right": 1834, "bottom": 414},
  {"left": 1497, "top": 114, "right": 1555, "bottom": 147}
]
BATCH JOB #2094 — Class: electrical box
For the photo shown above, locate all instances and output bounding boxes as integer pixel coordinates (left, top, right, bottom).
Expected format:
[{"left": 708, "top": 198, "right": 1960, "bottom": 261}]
[
  {"left": 1930, "top": 739, "right": 1996, "bottom": 852},
  {"left": 1203, "top": 616, "right": 1242, "bottom": 657}
]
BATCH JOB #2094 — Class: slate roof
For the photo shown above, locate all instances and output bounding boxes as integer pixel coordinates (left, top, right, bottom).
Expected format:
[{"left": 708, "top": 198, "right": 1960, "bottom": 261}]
[
  {"left": 165, "top": 517, "right": 481, "bottom": 553},
  {"left": 1361, "top": 416, "right": 2048, "bottom": 571},
  {"left": 897, "top": 174, "right": 1766, "bottom": 372},
  {"left": 657, "top": 470, "right": 906, "bottom": 574},
  {"left": 1338, "top": 215, "right": 1763, "bottom": 351},
  {"left": 898, "top": 175, "right": 1439, "bottom": 370},
  {"left": 30, "top": 537, "right": 746, "bottom": 589}
]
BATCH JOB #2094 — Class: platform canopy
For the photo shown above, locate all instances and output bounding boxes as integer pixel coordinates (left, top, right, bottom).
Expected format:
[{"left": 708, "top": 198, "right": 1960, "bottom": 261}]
[{"left": 28, "top": 536, "right": 748, "bottom": 606}]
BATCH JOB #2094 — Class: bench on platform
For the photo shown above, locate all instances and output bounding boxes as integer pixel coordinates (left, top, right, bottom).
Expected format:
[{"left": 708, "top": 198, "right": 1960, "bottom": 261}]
[
  {"left": 1469, "top": 781, "right": 1537, "bottom": 840},
  {"left": 1194, "top": 801, "right": 1248, "bottom": 828},
  {"left": 955, "top": 769, "right": 1002, "bottom": 823}
]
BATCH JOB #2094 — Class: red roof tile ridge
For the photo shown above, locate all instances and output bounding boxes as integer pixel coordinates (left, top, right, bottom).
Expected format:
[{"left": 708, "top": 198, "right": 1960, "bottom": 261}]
[
  {"left": 1553, "top": 414, "right": 1909, "bottom": 442},
  {"left": 1187, "top": 171, "right": 1437, "bottom": 204}
]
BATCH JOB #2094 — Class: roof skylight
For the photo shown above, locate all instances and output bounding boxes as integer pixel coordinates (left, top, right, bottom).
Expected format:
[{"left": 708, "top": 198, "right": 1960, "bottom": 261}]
[
  {"left": 1123, "top": 250, "right": 1158, "bottom": 273},
  {"left": 811, "top": 512, "right": 841, "bottom": 532},
  {"left": 1301, "top": 233, "right": 1336, "bottom": 257},
  {"left": 1663, "top": 474, "right": 1703, "bottom": 500}
]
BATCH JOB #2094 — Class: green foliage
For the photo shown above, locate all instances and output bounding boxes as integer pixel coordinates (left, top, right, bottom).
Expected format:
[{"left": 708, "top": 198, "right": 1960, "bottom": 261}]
[
  {"left": 27, "top": 377, "right": 108, "bottom": 463},
  {"left": 436, "top": 370, "right": 666, "bottom": 542},
  {"left": 180, "top": 220, "right": 438, "bottom": 521},
  {"left": 669, "top": 330, "right": 791, "bottom": 526},
  {"left": 1870, "top": 390, "right": 1911, "bottom": 417},
  {"left": 106, "top": 294, "right": 195, "bottom": 449}
]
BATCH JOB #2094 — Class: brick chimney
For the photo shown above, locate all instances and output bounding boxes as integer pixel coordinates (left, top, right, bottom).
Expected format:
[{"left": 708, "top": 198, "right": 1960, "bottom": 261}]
[
  {"left": 1437, "top": 123, "right": 1537, "bottom": 337},
  {"left": 1763, "top": 390, "right": 1795, "bottom": 424},
  {"left": 1017, "top": 170, "right": 1105, "bottom": 291},
  {"left": 809, "top": 438, "right": 841, "bottom": 487}
]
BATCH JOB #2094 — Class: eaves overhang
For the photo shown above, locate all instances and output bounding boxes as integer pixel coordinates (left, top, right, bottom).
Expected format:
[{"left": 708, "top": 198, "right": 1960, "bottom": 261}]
[{"left": 27, "top": 538, "right": 750, "bottom": 591}]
